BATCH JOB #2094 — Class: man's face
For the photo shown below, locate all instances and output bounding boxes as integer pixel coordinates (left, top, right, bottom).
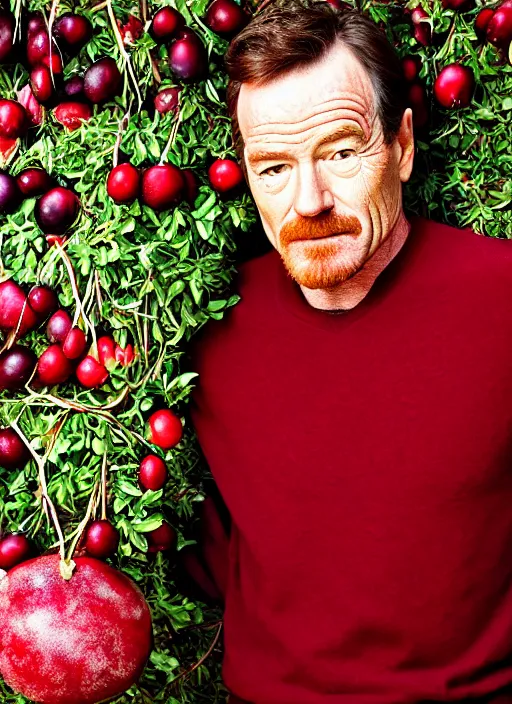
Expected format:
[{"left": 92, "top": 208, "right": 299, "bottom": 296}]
[{"left": 237, "top": 41, "right": 414, "bottom": 290}]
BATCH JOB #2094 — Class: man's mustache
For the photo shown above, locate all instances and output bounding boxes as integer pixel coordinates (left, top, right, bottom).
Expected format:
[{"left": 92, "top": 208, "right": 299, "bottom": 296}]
[{"left": 280, "top": 213, "right": 362, "bottom": 246}]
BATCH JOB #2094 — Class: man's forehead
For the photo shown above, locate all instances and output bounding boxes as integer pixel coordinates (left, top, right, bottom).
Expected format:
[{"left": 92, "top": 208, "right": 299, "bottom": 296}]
[{"left": 238, "top": 43, "right": 375, "bottom": 140}]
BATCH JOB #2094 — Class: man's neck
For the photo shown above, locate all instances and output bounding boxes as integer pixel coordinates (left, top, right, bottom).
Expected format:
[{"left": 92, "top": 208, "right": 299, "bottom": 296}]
[{"left": 299, "top": 212, "right": 411, "bottom": 311}]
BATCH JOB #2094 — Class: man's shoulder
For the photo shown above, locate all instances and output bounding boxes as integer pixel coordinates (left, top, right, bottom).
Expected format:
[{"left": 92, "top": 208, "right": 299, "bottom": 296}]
[{"left": 412, "top": 214, "right": 512, "bottom": 279}]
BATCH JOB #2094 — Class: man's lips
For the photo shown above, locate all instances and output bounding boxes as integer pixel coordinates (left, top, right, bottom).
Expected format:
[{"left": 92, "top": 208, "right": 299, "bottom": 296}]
[{"left": 289, "top": 230, "right": 359, "bottom": 242}]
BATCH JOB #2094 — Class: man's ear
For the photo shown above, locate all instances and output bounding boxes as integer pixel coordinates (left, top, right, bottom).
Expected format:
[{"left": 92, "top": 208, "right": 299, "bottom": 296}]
[{"left": 397, "top": 107, "right": 415, "bottom": 183}]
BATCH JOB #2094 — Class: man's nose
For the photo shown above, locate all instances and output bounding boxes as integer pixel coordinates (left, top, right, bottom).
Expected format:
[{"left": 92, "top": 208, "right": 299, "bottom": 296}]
[{"left": 293, "top": 162, "right": 334, "bottom": 218}]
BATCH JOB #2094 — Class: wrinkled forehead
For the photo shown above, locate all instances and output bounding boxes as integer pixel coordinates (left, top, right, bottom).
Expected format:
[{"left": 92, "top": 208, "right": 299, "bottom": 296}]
[{"left": 237, "top": 42, "right": 377, "bottom": 143}]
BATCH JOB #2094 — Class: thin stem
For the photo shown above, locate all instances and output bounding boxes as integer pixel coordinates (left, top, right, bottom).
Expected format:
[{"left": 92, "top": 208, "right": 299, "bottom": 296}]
[
  {"left": 66, "top": 482, "right": 100, "bottom": 561},
  {"left": 106, "top": 0, "right": 143, "bottom": 110},
  {"left": 101, "top": 451, "right": 108, "bottom": 520}
]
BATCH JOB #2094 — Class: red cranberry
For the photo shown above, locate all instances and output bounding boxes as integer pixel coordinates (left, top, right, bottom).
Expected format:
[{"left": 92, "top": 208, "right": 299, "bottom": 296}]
[
  {"left": 148, "top": 408, "right": 183, "bottom": 449},
  {"left": 147, "top": 521, "right": 176, "bottom": 552},
  {"left": 30, "top": 65, "right": 54, "bottom": 103},
  {"left": 0, "top": 10, "right": 14, "bottom": 62},
  {"left": 83, "top": 58, "right": 122, "bottom": 103},
  {"left": 28, "top": 285, "right": 58, "bottom": 320},
  {"left": 0, "top": 345, "right": 37, "bottom": 391},
  {"left": 76, "top": 355, "right": 109, "bottom": 388},
  {"left": 54, "top": 101, "right": 92, "bottom": 131},
  {"left": 151, "top": 7, "right": 185, "bottom": 40},
  {"left": 106, "top": 163, "right": 140, "bottom": 204},
  {"left": 433, "top": 63, "right": 474, "bottom": 109},
  {"left": 0, "top": 428, "right": 30, "bottom": 470},
  {"left": 17, "top": 168, "right": 53, "bottom": 197},
  {"left": 475, "top": 8, "right": 494, "bottom": 39},
  {"left": 169, "top": 34, "right": 207, "bottom": 81},
  {"left": 97, "top": 336, "right": 116, "bottom": 367},
  {"left": 205, "top": 0, "right": 248, "bottom": 37},
  {"left": 154, "top": 87, "right": 180, "bottom": 114},
  {"left": 0, "top": 99, "right": 28, "bottom": 139},
  {"left": 141, "top": 164, "right": 185, "bottom": 211},
  {"left": 54, "top": 13, "right": 92, "bottom": 53},
  {"left": 37, "top": 344, "right": 74, "bottom": 386},
  {"left": 139, "top": 455, "right": 168, "bottom": 491},
  {"left": 0, "top": 534, "right": 31, "bottom": 569},
  {"left": 27, "top": 13, "right": 45, "bottom": 36},
  {"left": 208, "top": 158, "right": 244, "bottom": 192},
  {"left": 85, "top": 520, "right": 120, "bottom": 559},
  {"left": 0, "top": 173, "right": 22, "bottom": 214},
  {"left": 46, "top": 309, "right": 72, "bottom": 343},
  {"left": 0, "top": 280, "right": 37, "bottom": 334},
  {"left": 42, "top": 52, "right": 63, "bottom": 74},
  {"left": 62, "top": 327, "right": 87, "bottom": 359},
  {"left": 27, "top": 29, "right": 50, "bottom": 66},
  {"left": 486, "top": 5, "right": 512, "bottom": 48},
  {"left": 35, "top": 186, "right": 79, "bottom": 234}
]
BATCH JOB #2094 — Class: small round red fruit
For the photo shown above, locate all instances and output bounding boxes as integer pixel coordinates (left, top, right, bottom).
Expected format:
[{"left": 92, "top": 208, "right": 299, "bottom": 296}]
[
  {"left": 0, "top": 345, "right": 37, "bottom": 391},
  {"left": 0, "top": 10, "right": 14, "bottom": 63},
  {"left": 37, "top": 344, "right": 74, "bottom": 386},
  {"left": 401, "top": 55, "right": 421, "bottom": 82},
  {"left": 410, "top": 7, "right": 431, "bottom": 46},
  {"left": 0, "top": 428, "right": 30, "bottom": 470},
  {"left": 76, "top": 355, "right": 109, "bottom": 388},
  {"left": 54, "top": 101, "right": 92, "bottom": 131},
  {"left": 26, "top": 29, "right": 50, "bottom": 67},
  {"left": 85, "top": 519, "right": 120, "bottom": 559},
  {"left": 28, "top": 285, "right": 58, "bottom": 320},
  {"left": 97, "top": 336, "right": 116, "bottom": 367},
  {"left": 47, "top": 309, "right": 72, "bottom": 343},
  {"left": 0, "top": 534, "right": 31, "bottom": 569},
  {"left": 0, "top": 174, "right": 22, "bottom": 215},
  {"left": 62, "top": 327, "right": 87, "bottom": 359},
  {"left": 142, "top": 164, "right": 184, "bottom": 211},
  {"left": 208, "top": 158, "right": 244, "bottom": 193},
  {"left": 148, "top": 408, "right": 183, "bottom": 449},
  {"left": 139, "top": 455, "right": 168, "bottom": 491},
  {"left": 169, "top": 34, "right": 207, "bottom": 80},
  {"left": 206, "top": 0, "right": 248, "bottom": 37},
  {"left": 151, "top": 7, "right": 185, "bottom": 40},
  {"left": 30, "top": 65, "right": 54, "bottom": 103},
  {"left": 0, "top": 280, "right": 37, "bottom": 334},
  {"left": 17, "top": 168, "right": 53, "bottom": 197},
  {"left": 107, "top": 163, "right": 140, "bottom": 204},
  {"left": 486, "top": 5, "right": 512, "bottom": 48},
  {"left": 54, "top": 13, "right": 92, "bottom": 53},
  {"left": 64, "top": 76, "right": 85, "bottom": 98},
  {"left": 42, "top": 52, "right": 63, "bottom": 74},
  {"left": 434, "top": 63, "right": 474, "bottom": 109},
  {"left": 147, "top": 521, "right": 176, "bottom": 552},
  {"left": 0, "top": 100, "right": 28, "bottom": 139},
  {"left": 475, "top": 8, "right": 494, "bottom": 39},
  {"left": 35, "top": 186, "right": 79, "bottom": 234},
  {"left": 154, "top": 87, "right": 180, "bottom": 114},
  {"left": 84, "top": 57, "right": 122, "bottom": 103}
]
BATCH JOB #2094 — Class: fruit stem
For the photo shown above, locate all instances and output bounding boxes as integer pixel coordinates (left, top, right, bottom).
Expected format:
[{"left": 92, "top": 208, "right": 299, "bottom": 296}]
[
  {"left": 106, "top": 0, "right": 143, "bottom": 110},
  {"left": 48, "top": 0, "right": 63, "bottom": 89},
  {"left": 101, "top": 450, "right": 107, "bottom": 520},
  {"left": 66, "top": 481, "right": 100, "bottom": 561},
  {"left": 169, "top": 622, "right": 223, "bottom": 686},
  {"left": 11, "top": 419, "right": 67, "bottom": 561},
  {"left": 113, "top": 110, "right": 130, "bottom": 168},
  {"left": 56, "top": 243, "right": 95, "bottom": 346},
  {"left": 160, "top": 106, "right": 182, "bottom": 165}
]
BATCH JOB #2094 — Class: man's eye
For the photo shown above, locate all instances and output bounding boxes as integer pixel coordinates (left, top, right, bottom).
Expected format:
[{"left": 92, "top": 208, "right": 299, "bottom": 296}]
[
  {"left": 333, "top": 150, "right": 355, "bottom": 160},
  {"left": 261, "top": 164, "right": 286, "bottom": 177}
]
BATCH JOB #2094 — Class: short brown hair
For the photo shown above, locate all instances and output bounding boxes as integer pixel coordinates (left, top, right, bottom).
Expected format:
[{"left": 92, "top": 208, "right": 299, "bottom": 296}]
[{"left": 225, "top": 0, "right": 408, "bottom": 169}]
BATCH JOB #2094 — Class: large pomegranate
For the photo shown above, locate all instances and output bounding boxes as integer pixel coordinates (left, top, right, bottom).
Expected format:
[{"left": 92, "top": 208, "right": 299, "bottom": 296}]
[{"left": 0, "top": 554, "right": 153, "bottom": 704}]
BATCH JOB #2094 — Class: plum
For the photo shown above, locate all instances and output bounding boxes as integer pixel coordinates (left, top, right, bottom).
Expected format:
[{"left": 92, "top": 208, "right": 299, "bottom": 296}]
[
  {"left": 0, "top": 534, "right": 31, "bottom": 569},
  {"left": 83, "top": 58, "right": 122, "bottom": 103},
  {"left": 151, "top": 7, "right": 185, "bottom": 40},
  {"left": 85, "top": 520, "right": 120, "bottom": 559},
  {"left": 30, "top": 65, "right": 54, "bottom": 103},
  {"left": 28, "top": 285, "right": 58, "bottom": 320},
  {"left": 0, "top": 280, "right": 38, "bottom": 334},
  {"left": 47, "top": 310, "right": 72, "bottom": 343},
  {"left": 154, "top": 87, "right": 180, "bottom": 114}
]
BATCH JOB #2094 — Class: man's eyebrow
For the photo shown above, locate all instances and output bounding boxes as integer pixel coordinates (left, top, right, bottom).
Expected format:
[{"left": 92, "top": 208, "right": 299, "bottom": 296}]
[{"left": 246, "top": 126, "right": 365, "bottom": 167}]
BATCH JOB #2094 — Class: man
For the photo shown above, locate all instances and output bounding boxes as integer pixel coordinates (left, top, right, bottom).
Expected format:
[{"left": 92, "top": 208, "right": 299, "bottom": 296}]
[{"left": 187, "top": 1, "right": 512, "bottom": 702}]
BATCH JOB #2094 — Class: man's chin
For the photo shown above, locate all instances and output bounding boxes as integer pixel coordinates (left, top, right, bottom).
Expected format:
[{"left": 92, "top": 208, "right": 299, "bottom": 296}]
[{"left": 281, "top": 255, "right": 359, "bottom": 290}]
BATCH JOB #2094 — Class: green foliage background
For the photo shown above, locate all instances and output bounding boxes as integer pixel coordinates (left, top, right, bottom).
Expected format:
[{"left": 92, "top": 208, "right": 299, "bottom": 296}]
[{"left": 0, "top": 0, "right": 510, "bottom": 701}]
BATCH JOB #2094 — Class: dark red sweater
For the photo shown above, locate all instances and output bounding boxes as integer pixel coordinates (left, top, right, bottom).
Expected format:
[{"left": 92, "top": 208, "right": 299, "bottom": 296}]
[{"left": 189, "top": 215, "right": 512, "bottom": 704}]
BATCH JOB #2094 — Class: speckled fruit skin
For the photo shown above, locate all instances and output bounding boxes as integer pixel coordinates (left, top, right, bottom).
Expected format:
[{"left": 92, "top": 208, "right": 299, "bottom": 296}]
[
  {"left": 148, "top": 408, "right": 183, "bottom": 449},
  {"left": 141, "top": 164, "right": 184, "bottom": 211},
  {"left": 0, "top": 554, "right": 153, "bottom": 704},
  {"left": 208, "top": 158, "right": 244, "bottom": 193}
]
